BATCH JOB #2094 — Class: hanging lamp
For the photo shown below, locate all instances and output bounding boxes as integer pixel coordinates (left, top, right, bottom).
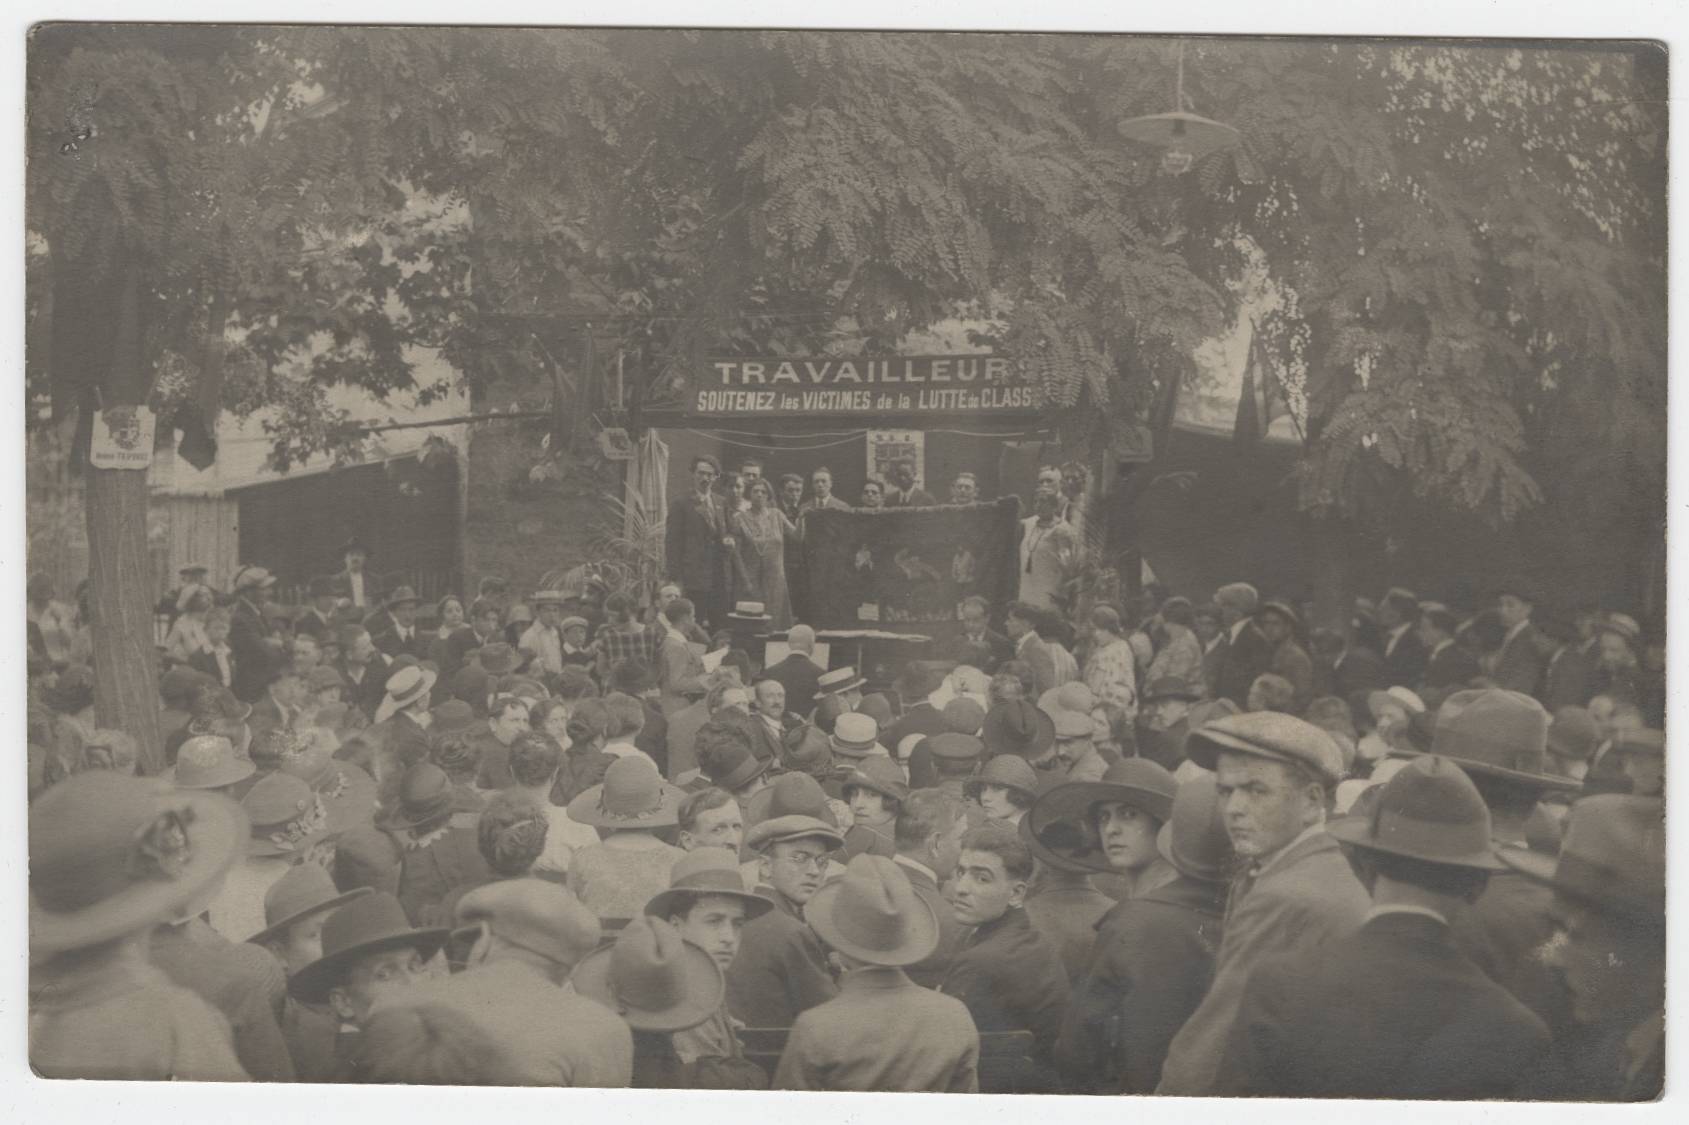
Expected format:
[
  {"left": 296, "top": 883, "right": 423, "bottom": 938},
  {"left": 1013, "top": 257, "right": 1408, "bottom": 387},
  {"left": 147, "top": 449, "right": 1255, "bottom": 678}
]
[{"left": 1116, "top": 42, "right": 1240, "bottom": 175}]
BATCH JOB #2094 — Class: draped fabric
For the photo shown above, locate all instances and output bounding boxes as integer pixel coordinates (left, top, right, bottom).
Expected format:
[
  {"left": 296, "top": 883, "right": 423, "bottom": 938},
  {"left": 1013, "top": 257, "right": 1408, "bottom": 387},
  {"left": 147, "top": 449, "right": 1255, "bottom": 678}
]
[{"left": 798, "top": 498, "right": 1020, "bottom": 629}]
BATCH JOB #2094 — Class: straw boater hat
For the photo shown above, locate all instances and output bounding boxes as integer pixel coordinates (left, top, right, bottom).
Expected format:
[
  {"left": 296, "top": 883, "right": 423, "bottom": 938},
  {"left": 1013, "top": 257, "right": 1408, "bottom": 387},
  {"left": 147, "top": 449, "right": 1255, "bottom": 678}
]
[
  {"left": 566, "top": 755, "right": 684, "bottom": 830},
  {"left": 452, "top": 879, "right": 602, "bottom": 972},
  {"left": 530, "top": 590, "right": 566, "bottom": 608},
  {"left": 287, "top": 891, "right": 451, "bottom": 1005},
  {"left": 374, "top": 664, "right": 438, "bottom": 724},
  {"left": 727, "top": 601, "right": 772, "bottom": 622},
  {"left": 646, "top": 846, "right": 776, "bottom": 923},
  {"left": 1593, "top": 612, "right": 1642, "bottom": 647},
  {"left": 167, "top": 734, "right": 256, "bottom": 791},
  {"left": 829, "top": 712, "right": 885, "bottom": 760},
  {"left": 804, "top": 853, "right": 940, "bottom": 967},
  {"left": 30, "top": 772, "right": 248, "bottom": 956},
  {"left": 1155, "top": 774, "right": 1233, "bottom": 883},
  {"left": 1327, "top": 755, "right": 1506, "bottom": 871},
  {"left": 571, "top": 915, "right": 724, "bottom": 1032},
  {"left": 963, "top": 753, "right": 1039, "bottom": 804},
  {"left": 245, "top": 863, "right": 371, "bottom": 945},
  {"left": 1499, "top": 795, "right": 1665, "bottom": 923},
  {"left": 1184, "top": 711, "right": 1347, "bottom": 789},
  {"left": 1428, "top": 688, "right": 1579, "bottom": 792},
  {"left": 981, "top": 699, "right": 1056, "bottom": 760},
  {"left": 1028, "top": 758, "right": 1179, "bottom": 874},
  {"left": 816, "top": 666, "right": 866, "bottom": 697},
  {"left": 231, "top": 565, "right": 278, "bottom": 592},
  {"left": 242, "top": 772, "right": 334, "bottom": 859}
]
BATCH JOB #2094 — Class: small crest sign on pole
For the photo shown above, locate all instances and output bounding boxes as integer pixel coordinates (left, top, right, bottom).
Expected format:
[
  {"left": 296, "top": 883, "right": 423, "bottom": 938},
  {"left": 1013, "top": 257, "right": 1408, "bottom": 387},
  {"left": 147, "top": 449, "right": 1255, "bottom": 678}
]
[{"left": 90, "top": 405, "right": 156, "bottom": 470}]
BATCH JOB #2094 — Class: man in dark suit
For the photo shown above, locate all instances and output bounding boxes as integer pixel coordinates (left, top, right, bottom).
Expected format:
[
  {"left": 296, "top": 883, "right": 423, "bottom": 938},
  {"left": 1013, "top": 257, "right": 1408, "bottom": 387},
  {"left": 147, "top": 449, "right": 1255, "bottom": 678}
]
[
  {"left": 1309, "top": 627, "right": 1386, "bottom": 700},
  {"left": 1538, "top": 609, "right": 1598, "bottom": 711},
  {"left": 798, "top": 466, "right": 851, "bottom": 514},
  {"left": 1416, "top": 601, "right": 1481, "bottom": 704},
  {"left": 890, "top": 791, "right": 966, "bottom": 990},
  {"left": 1493, "top": 586, "right": 1550, "bottom": 696},
  {"left": 330, "top": 536, "right": 384, "bottom": 615},
  {"left": 336, "top": 624, "right": 392, "bottom": 721},
  {"left": 1004, "top": 602, "right": 1059, "bottom": 697},
  {"left": 367, "top": 587, "right": 428, "bottom": 661},
  {"left": 228, "top": 565, "right": 281, "bottom": 702},
  {"left": 882, "top": 458, "right": 936, "bottom": 507},
  {"left": 665, "top": 455, "right": 732, "bottom": 632},
  {"left": 1377, "top": 587, "right": 1428, "bottom": 687},
  {"left": 1209, "top": 582, "right": 1271, "bottom": 707},
  {"left": 1215, "top": 756, "right": 1549, "bottom": 1099},
  {"left": 762, "top": 624, "right": 825, "bottom": 720},
  {"left": 943, "top": 595, "right": 1013, "bottom": 673},
  {"left": 293, "top": 576, "right": 341, "bottom": 645}
]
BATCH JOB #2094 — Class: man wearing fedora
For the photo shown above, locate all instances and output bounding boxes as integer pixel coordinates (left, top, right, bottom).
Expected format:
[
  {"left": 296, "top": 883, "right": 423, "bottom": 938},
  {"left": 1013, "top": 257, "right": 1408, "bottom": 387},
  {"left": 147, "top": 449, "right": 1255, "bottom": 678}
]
[
  {"left": 1056, "top": 774, "right": 1232, "bottom": 1093},
  {"left": 381, "top": 878, "right": 632, "bottom": 1086},
  {"left": 330, "top": 536, "right": 383, "bottom": 612},
  {"left": 1215, "top": 756, "right": 1549, "bottom": 1098},
  {"left": 647, "top": 847, "right": 778, "bottom": 1086},
  {"left": 287, "top": 890, "right": 452, "bottom": 1081},
  {"left": 1503, "top": 795, "right": 1665, "bottom": 1100},
  {"left": 1432, "top": 689, "right": 1583, "bottom": 1033},
  {"left": 1156, "top": 712, "right": 1368, "bottom": 1095},
  {"left": 940, "top": 824, "right": 1070, "bottom": 1071},
  {"left": 30, "top": 773, "right": 252, "bottom": 1081},
  {"left": 726, "top": 815, "right": 845, "bottom": 1028},
  {"left": 369, "top": 586, "right": 428, "bottom": 662},
  {"left": 775, "top": 854, "right": 979, "bottom": 1092},
  {"left": 695, "top": 716, "right": 774, "bottom": 808},
  {"left": 246, "top": 865, "right": 374, "bottom": 1080}
]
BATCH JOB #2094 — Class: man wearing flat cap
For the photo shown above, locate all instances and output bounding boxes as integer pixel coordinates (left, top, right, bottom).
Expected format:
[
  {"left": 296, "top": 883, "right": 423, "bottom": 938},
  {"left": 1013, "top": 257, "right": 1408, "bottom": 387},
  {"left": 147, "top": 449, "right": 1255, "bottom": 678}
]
[
  {"left": 1215, "top": 756, "right": 1549, "bottom": 1098},
  {"left": 726, "top": 815, "right": 845, "bottom": 1028},
  {"left": 381, "top": 879, "right": 632, "bottom": 1086},
  {"left": 1156, "top": 712, "right": 1368, "bottom": 1094}
]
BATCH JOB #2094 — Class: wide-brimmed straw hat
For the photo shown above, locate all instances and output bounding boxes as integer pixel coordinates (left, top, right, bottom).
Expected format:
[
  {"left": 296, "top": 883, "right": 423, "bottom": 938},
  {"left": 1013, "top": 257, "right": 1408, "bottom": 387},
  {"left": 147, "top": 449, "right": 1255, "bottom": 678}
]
[
  {"left": 804, "top": 853, "right": 939, "bottom": 967},
  {"left": 571, "top": 915, "right": 724, "bottom": 1032},
  {"left": 1327, "top": 755, "right": 1506, "bottom": 871},
  {"left": 1155, "top": 774, "right": 1233, "bottom": 883},
  {"left": 816, "top": 667, "right": 866, "bottom": 697},
  {"left": 30, "top": 773, "right": 247, "bottom": 955},
  {"left": 287, "top": 891, "right": 451, "bottom": 1005},
  {"left": 565, "top": 756, "right": 684, "bottom": 829},
  {"left": 1498, "top": 795, "right": 1664, "bottom": 922},
  {"left": 645, "top": 847, "right": 775, "bottom": 923},
  {"left": 1429, "top": 689, "right": 1578, "bottom": 792},
  {"left": 245, "top": 863, "right": 371, "bottom": 945}
]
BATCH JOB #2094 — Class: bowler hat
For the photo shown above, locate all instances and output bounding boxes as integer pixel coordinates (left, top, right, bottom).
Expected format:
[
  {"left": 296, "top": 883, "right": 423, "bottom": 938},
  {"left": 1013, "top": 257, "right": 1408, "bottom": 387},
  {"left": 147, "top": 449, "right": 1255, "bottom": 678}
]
[
  {"left": 1547, "top": 707, "right": 1601, "bottom": 763},
  {"left": 287, "top": 891, "right": 450, "bottom": 1005},
  {"left": 571, "top": 915, "right": 724, "bottom": 1032},
  {"left": 1327, "top": 755, "right": 1506, "bottom": 871},
  {"left": 1156, "top": 774, "right": 1233, "bottom": 883},
  {"left": 964, "top": 754, "right": 1039, "bottom": 802},
  {"left": 700, "top": 738, "right": 770, "bottom": 793},
  {"left": 646, "top": 846, "right": 775, "bottom": 923},
  {"left": 429, "top": 699, "right": 481, "bottom": 740},
  {"left": 1186, "top": 712, "right": 1347, "bottom": 788},
  {"left": 981, "top": 699, "right": 1056, "bottom": 760},
  {"left": 829, "top": 712, "right": 883, "bottom": 759},
  {"left": 1500, "top": 795, "right": 1664, "bottom": 922},
  {"left": 816, "top": 666, "right": 866, "bottom": 697},
  {"left": 841, "top": 756, "right": 910, "bottom": 806},
  {"left": 453, "top": 878, "right": 602, "bottom": 972},
  {"left": 30, "top": 772, "right": 247, "bottom": 955},
  {"left": 1430, "top": 689, "right": 1578, "bottom": 792},
  {"left": 243, "top": 772, "right": 333, "bottom": 858},
  {"left": 1029, "top": 758, "right": 1178, "bottom": 874},
  {"left": 246, "top": 863, "right": 371, "bottom": 945},
  {"left": 804, "top": 854, "right": 940, "bottom": 967},
  {"left": 168, "top": 734, "right": 256, "bottom": 791},
  {"left": 382, "top": 762, "right": 457, "bottom": 833},
  {"left": 566, "top": 756, "right": 683, "bottom": 830},
  {"left": 744, "top": 814, "right": 844, "bottom": 855}
]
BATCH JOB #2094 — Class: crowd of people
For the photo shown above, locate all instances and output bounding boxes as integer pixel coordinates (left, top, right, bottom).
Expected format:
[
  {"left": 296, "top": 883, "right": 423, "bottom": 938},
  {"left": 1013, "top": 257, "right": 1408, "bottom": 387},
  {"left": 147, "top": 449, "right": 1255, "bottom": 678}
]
[{"left": 24, "top": 465, "right": 1666, "bottom": 1100}]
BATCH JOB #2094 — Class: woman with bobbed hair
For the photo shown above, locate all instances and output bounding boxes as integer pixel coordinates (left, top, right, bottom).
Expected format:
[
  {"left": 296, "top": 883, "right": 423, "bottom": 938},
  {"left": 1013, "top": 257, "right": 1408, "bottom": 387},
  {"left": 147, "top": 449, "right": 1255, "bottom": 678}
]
[{"left": 1084, "top": 605, "right": 1139, "bottom": 721}]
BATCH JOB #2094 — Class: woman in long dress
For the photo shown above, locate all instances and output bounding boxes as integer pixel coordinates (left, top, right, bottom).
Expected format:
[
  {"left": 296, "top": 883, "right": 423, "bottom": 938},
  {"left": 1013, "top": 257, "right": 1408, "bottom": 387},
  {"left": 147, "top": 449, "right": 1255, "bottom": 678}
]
[
  {"left": 731, "top": 477, "right": 798, "bottom": 628},
  {"left": 164, "top": 585, "right": 214, "bottom": 666}
]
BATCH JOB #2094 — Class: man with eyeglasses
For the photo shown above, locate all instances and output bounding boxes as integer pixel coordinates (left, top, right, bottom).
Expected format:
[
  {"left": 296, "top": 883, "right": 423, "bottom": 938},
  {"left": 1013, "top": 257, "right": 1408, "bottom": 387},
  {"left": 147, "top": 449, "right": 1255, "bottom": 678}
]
[
  {"left": 725, "top": 815, "right": 846, "bottom": 1029},
  {"left": 666, "top": 455, "right": 735, "bottom": 632}
]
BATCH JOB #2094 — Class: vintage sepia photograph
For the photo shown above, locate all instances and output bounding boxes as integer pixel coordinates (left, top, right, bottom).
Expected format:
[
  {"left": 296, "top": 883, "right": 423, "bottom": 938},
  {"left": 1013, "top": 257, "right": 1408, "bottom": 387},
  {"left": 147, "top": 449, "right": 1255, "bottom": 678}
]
[{"left": 19, "top": 15, "right": 1668, "bottom": 1105}]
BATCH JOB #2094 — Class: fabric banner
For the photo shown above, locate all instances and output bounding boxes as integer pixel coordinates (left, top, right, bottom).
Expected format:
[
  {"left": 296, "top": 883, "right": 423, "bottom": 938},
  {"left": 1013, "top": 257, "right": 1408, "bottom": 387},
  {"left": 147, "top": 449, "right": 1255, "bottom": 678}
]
[{"left": 798, "top": 498, "right": 1021, "bottom": 630}]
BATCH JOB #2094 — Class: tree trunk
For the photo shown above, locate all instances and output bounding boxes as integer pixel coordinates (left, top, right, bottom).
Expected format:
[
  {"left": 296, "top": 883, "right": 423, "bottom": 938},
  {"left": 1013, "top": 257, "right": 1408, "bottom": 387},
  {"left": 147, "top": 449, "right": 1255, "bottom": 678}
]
[{"left": 86, "top": 461, "right": 164, "bottom": 773}]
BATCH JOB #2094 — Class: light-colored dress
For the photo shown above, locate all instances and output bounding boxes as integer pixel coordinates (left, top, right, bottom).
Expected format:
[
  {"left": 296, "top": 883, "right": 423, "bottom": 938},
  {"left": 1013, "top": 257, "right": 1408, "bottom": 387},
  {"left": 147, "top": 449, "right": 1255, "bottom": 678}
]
[
  {"left": 165, "top": 613, "right": 211, "bottom": 665},
  {"left": 1084, "top": 636, "right": 1139, "bottom": 721},
  {"left": 1018, "top": 517, "right": 1077, "bottom": 611},
  {"left": 732, "top": 507, "right": 798, "bottom": 628}
]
